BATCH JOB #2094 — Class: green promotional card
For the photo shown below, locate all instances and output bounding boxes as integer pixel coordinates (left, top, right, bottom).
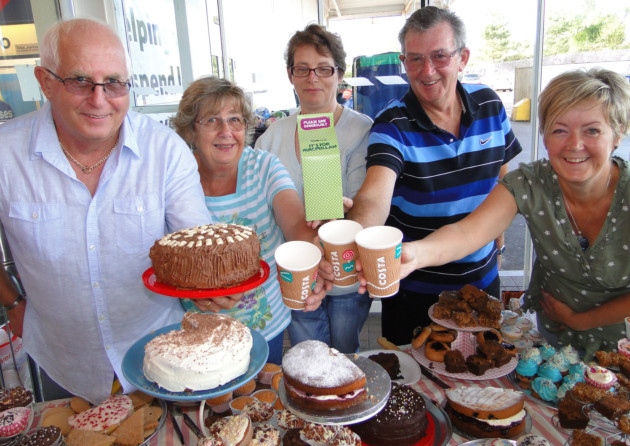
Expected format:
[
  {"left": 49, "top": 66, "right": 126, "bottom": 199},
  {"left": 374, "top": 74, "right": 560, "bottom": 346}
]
[{"left": 297, "top": 113, "right": 344, "bottom": 221}]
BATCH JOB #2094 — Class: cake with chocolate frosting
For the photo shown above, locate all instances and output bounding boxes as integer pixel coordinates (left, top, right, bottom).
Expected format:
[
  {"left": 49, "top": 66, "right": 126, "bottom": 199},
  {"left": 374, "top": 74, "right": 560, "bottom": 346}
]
[
  {"left": 351, "top": 382, "right": 427, "bottom": 445},
  {"left": 143, "top": 312, "right": 252, "bottom": 392},
  {"left": 149, "top": 223, "right": 260, "bottom": 289}
]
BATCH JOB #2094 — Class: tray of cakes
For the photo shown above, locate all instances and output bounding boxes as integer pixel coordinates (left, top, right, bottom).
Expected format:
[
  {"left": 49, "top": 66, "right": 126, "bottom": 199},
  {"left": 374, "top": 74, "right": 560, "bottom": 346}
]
[
  {"left": 199, "top": 357, "right": 453, "bottom": 446},
  {"left": 34, "top": 391, "right": 166, "bottom": 446},
  {"left": 122, "top": 312, "right": 268, "bottom": 402},
  {"left": 427, "top": 285, "right": 503, "bottom": 332},
  {"left": 143, "top": 223, "right": 270, "bottom": 298},
  {"left": 411, "top": 322, "right": 518, "bottom": 380}
]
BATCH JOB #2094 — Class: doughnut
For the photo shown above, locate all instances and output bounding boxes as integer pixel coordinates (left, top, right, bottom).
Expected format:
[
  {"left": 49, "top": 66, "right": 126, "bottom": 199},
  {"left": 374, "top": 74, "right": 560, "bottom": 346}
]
[
  {"left": 429, "top": 328, "right": 458, "bottom": 343},
  {"left": 412, "top": 326, "right": 432, "bottom": 350},
  {"left": 476, "top": 328, "right": 503, "bottom": 345},
  {"left": 424, "top": 341, "right": 450, "bottom": 363},
  {"left": 429, "top": 322, "right": 449, "bottom": 332}
]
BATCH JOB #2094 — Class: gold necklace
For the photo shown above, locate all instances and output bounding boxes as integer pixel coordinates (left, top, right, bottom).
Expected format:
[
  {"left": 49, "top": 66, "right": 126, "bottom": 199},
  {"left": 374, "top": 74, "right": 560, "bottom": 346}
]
[
  {"left": 60, "top": 140, "right": 118, "bottom": 174},
  {"left": 561, "top": 170, "right": 612, "bottom": 251}
]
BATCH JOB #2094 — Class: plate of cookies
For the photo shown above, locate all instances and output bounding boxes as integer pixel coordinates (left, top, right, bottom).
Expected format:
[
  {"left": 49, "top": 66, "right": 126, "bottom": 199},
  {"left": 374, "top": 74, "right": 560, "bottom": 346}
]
[
  {"left": 142, "top": 259, "right": 270, "bottom": 298},
  {"left": 39, "top": 391, "right": 166, "bottom": 446}
]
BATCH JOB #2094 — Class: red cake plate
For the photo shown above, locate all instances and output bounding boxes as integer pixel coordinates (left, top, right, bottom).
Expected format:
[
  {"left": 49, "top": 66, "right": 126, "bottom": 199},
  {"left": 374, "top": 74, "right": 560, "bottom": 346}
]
[{"left": 142, "top": 259, "right": 270, "bottom": 298}]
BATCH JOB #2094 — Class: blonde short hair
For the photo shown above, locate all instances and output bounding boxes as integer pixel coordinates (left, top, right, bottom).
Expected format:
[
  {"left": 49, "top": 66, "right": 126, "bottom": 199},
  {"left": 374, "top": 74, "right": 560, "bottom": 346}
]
[{"left": 538, "top": 68, "right": 630, "bottom": 143}]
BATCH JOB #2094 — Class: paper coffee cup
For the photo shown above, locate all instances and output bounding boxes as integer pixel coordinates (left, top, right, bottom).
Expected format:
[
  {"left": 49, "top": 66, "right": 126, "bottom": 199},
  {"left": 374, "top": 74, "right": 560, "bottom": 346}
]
[
  {"left": 274, "top": 241, "right": 322, "bottom": 310},
  {"left": 318, "top": 220, "right": 363, "bottom": 287},
  {"left": 355, "top": 226, "right": 403, "bottom": 298}
]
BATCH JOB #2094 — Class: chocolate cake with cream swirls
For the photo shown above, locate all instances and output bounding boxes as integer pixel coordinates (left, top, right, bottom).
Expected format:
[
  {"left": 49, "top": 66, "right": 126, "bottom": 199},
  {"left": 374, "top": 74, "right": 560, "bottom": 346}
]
[{"left": 149, "top": 223, "right": 260, "bottom": 289}]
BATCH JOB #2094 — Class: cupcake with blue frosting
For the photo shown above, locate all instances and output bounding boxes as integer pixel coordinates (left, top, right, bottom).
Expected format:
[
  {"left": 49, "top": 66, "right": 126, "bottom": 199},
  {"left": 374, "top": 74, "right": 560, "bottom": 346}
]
[
  {"left": 522, "top": 347, "right": 543, "bottom": 365},
  {"left": 537, "top": 361, "right": 563, "bottom": 383},
  {"left": 515, "top": 358, "right": 538, "bottom": 389},
  {"left": 539, "top": 343, "right": 556, "bottom": 361},
  {"left": 559, "top": 345, "right": 580, "bottom": 365},
  {"left": 547, "top": 352, "right": 570, "bottom": 376},
  {"left": 531, "top": 377, "right": 558, "bottom": 402}
]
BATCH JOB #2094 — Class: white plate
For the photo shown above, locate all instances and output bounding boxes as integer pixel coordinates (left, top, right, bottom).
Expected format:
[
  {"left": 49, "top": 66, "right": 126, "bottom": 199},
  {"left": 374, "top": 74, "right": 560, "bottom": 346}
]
[
  {"left": 358, "top": 349, "right": 422, "bottom": 385},
  {"left": 411, "top": 331, "right": 517, "bottom": 380}
]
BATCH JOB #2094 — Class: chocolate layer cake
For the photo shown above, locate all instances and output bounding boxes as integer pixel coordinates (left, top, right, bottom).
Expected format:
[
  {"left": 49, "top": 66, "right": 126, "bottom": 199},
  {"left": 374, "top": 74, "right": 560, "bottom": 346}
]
[{"left": 351, "top": 382, "right": 427, "bottom": 446}]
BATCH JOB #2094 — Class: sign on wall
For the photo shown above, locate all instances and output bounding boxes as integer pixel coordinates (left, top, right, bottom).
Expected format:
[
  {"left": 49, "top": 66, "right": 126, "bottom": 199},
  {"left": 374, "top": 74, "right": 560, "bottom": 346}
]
[{"left": 120, "top": 0, "right": 183, "bottom": 107}]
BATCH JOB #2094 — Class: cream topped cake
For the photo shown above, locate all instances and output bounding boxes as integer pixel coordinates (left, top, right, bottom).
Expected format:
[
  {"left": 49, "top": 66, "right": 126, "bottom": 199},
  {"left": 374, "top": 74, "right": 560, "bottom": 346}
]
[{"left": 143, "top": 312, "right": 252, "bottom": 392}]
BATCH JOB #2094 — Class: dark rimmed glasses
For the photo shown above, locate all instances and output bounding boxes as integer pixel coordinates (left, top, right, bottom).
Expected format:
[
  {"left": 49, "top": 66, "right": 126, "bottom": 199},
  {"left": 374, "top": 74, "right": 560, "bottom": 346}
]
[
  {"left": 196, "top": 116, "right": 247, "bottom": 132},
  {"left": 401, "top": 49, "right": 461, "bottom": 70},
  {"left": 44, "top": 68, "right": 131, "bottom": 98},
  {"left": 290, "top": 66, "right": 338, "bottom": 78}
]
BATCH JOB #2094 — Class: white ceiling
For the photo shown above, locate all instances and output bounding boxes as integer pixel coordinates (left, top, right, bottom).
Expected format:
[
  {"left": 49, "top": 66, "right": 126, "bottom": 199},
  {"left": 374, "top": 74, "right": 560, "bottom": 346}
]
[{"left": 324, "top": 0, "right": 454, "bottom": 20}]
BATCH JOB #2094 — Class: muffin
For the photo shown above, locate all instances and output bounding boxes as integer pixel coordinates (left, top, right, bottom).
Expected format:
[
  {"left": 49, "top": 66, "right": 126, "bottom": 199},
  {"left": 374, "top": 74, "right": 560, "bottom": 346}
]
[
  {"left": 501, "top": 310, "right": 519, "bottom": 325},
  {"left": 584, "top": 365, "right": 617, "bottom": 390},
  {"left": 618, "top": 338, "right": 630, "bottom": 360},
  {"left": 515, "top": 358, "right": 538, "bottom": 389},
  {"left": 547, "top": 352, "right": 570, "bottom": 376},
  {"left": 513, "top": 338, "right": 534, "bottom": 353},
  {"left": 531, "top": 377, "right": 558, "bottom": 403},
  {"left": 515, "top": 317, "right": 533, "bottom": 332},
  {"left": 501, "top": 324, "right": 523, "bottom": 342},
  {"left": 537, "top": 361, "right": 563, "bottom": 384},
  {"left": 539, "top": 343, "right": 557, "bottom": 361},
  {"left": 560, "top": 345, "right": 581, "bottom": 365},
  {"left": 522, "top": 347, "right": 543, "bottom": 365},
  {"left": 522, "top": 329, "right": 544, "bottom": 346}
]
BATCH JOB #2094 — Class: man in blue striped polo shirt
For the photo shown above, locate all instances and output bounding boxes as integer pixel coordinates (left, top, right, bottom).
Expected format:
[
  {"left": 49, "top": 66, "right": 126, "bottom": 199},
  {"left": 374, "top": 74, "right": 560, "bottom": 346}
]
[{"left": 348, "top": 6, "right": 522, "bottom": 345}]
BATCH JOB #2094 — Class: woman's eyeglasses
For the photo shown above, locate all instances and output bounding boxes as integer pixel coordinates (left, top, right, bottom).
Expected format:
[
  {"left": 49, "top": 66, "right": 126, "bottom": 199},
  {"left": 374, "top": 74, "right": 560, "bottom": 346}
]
[
  {"left": 195, "top": 116, "right": 247, "bottom": 132},
  {"left": 290, "top": 66, "right": 338, "bottom": 78}
]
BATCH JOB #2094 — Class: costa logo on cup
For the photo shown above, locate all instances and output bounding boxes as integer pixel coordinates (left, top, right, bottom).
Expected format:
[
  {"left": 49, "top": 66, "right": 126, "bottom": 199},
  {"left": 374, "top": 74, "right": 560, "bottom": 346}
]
[{"left": 355, "top": 226, "right": 403, "bottom": 298}]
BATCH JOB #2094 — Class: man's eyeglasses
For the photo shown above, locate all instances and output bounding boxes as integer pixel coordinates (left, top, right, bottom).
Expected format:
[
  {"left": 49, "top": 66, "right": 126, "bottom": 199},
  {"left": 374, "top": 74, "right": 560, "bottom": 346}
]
[
  {"left": 290, "top": 66, "right": 338, "bottom": 78},
  {"left": 196, "top": 116, "right": 247, "bottom": 132},
  {"left": 401, "top": 49, "right": 461, "bottom": 70},
  {"left": 44, "top": 68, "right": 131, "bottom": 98}
]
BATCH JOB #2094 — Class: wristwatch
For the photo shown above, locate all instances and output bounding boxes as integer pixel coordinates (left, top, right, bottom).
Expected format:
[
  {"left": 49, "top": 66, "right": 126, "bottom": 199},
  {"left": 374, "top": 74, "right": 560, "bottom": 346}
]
[{"left": 3, "top": 294, "right": 25, "bottom": 311}]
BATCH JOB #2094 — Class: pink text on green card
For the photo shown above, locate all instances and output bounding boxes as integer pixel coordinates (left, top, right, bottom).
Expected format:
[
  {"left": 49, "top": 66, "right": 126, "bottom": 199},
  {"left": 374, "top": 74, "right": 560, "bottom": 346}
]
[{"left": 300, "top": 116, "right": 331, "bottom": 130}]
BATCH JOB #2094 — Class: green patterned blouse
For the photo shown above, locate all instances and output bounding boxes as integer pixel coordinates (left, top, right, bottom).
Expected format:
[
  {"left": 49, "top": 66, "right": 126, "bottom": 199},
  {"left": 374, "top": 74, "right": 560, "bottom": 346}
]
[{"left": 501, "top": 156, "right": 630, "bottom": 360}]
